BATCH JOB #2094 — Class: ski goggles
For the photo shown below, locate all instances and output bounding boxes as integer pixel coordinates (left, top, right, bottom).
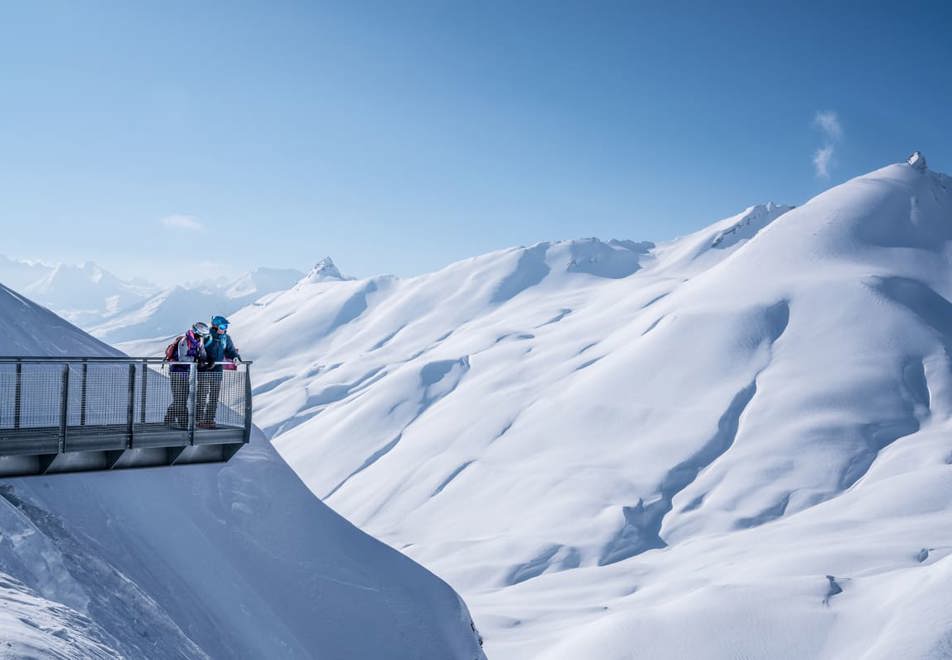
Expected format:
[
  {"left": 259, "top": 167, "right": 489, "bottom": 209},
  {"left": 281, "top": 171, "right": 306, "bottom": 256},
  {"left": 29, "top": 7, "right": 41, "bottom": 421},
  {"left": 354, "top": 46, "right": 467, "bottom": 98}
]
[{"left": 216, "top": 323, "right": 229, "bottom": 331}]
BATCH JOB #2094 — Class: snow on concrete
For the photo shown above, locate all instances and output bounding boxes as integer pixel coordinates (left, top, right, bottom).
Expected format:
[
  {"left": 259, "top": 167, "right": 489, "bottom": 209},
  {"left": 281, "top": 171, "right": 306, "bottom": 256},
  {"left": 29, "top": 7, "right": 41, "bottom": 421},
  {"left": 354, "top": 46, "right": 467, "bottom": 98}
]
[
  {"left": 0, "top": 285, "right": 484, "bottom": 658},
  {"left": 235, "top": 155, "right": 952, "bottom": 658}
]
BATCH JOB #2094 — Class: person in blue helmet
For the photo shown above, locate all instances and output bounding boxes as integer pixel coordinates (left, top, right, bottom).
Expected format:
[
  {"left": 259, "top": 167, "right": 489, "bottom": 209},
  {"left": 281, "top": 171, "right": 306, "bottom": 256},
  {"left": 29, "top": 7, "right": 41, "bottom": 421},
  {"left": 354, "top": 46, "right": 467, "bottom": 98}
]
[{"left": 196, "top": 314, "right": 242, "bottom": 429}]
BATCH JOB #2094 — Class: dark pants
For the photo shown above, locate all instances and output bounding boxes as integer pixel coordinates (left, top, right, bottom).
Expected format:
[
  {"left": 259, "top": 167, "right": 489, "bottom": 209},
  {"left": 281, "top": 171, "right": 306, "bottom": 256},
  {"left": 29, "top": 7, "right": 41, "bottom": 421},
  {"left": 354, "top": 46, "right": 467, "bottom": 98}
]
[
  {"left": 197, "top": 371, "right": 222, "bottom": 424},
  {"left": 164, "top": 372, "right": 190, "bottom": 427}
]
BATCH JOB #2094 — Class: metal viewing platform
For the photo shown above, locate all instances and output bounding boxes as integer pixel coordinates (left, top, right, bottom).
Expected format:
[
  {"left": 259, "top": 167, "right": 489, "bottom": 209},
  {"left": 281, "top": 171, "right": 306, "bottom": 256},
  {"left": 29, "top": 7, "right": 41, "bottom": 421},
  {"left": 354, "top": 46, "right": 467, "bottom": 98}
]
[{"left": 0, "top": 357, "right": 252, "bottom": 477}]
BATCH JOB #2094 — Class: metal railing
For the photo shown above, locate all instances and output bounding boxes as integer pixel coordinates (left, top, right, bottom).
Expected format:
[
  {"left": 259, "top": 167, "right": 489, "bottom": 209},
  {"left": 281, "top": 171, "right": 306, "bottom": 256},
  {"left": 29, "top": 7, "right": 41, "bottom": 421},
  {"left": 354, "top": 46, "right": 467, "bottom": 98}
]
[{"left": 0, "top": 357, "right": 253, "bottom": 477}]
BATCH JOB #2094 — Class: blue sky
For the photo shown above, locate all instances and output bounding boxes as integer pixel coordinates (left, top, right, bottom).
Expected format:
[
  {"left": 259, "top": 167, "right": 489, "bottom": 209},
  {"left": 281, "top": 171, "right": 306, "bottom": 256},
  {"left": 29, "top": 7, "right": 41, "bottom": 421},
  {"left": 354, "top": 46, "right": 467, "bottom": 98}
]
[{"left": 1, "top": 1, "right": 950, "bottom": 284}]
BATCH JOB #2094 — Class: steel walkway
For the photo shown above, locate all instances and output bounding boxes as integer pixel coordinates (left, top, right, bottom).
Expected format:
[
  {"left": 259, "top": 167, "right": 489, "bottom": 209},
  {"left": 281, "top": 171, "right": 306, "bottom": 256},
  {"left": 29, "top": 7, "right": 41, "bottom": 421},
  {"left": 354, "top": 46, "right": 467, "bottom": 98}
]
[{"left": 0, "top": 357, "right": 252, "bottom": 477}]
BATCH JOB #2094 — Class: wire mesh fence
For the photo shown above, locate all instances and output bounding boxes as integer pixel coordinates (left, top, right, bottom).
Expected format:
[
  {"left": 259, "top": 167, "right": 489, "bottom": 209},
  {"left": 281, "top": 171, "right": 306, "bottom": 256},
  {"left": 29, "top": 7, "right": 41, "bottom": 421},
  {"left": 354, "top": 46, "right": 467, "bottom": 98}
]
[
  {"left": 0, "top": 363, "right": 65, "bottom": 430},
  {"left": 134, "top": 362, "right": 184, "bottom": 427},
  {"left": 196, "top": 368, "right": 246, "bottom": 428},
  {"left": 0, "top": 358, "right": 251, "bottom": 447},
  {"left": 67, "top": 362, "right": 132, "bottom": 431}
]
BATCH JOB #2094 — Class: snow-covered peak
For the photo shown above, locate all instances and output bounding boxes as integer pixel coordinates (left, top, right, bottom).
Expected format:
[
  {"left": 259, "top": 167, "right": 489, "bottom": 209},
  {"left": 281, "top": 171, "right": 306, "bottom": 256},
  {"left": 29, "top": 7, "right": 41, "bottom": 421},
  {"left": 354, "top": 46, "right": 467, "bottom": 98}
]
[
  {"left": 29, "top": 261, "right": 129, "bottom": 294},
  {"left": 301, "top": 257, "right": 347, "bottom": 283},
  {"left": 0, "top": 254, "right": 54, "bottom": 292},
  {"left": 15, "top": 260, "right": 158, "bottom": 327},
  {"left": 907, "top": 150, "right": 927, "bottom": 170}
]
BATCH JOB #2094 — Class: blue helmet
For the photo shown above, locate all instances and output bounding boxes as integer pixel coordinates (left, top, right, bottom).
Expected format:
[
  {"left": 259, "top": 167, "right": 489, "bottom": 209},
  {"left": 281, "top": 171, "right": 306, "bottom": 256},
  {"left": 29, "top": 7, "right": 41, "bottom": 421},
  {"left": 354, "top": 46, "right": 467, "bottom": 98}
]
[{"left": 211, "top": 315, "right": 229, "bottom": 328}]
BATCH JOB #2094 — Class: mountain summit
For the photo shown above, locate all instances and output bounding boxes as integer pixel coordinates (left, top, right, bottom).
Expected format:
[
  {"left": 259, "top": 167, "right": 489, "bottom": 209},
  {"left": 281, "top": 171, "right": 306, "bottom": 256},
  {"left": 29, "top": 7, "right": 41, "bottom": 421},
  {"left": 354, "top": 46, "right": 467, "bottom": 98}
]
[
  {"left": 301, "top": 256, "right": 346, "bottom": 283},
  {"left": 907, "top": 150, "right": 927, "bottom": 170}
]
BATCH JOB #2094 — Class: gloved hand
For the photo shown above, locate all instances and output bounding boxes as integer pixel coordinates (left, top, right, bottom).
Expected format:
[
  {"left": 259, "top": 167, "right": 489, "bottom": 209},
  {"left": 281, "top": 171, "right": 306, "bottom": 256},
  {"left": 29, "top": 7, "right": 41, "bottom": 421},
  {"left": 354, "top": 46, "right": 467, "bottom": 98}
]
[{"left": 232, "top": 357, "right": 241, "bottom": 366}]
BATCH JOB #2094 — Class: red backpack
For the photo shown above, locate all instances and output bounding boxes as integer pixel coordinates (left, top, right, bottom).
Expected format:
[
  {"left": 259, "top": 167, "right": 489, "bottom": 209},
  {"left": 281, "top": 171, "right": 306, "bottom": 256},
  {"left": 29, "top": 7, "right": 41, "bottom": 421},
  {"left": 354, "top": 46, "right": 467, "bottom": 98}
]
[{"left": 164, "top": 336, "right": 184, "bottom": 362}]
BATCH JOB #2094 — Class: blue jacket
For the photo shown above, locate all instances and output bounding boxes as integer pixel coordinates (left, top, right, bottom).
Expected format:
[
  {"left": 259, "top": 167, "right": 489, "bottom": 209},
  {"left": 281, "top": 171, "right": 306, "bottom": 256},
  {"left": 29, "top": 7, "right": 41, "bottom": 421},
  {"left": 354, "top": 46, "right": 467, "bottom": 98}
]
[{"left": 202, "top": 333, "right": 241, "bottom": 371}]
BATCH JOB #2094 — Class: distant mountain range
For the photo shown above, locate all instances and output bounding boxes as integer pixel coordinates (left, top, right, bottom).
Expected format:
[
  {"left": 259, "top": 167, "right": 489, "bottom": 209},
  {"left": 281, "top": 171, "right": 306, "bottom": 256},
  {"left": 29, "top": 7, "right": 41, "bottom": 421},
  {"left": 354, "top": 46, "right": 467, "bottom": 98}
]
[
  {"left": 0, "top": 256, "right": 313, "bottom": 344},
  {"left": 86, "top": 266, "right": 308, "bottom": 344}
]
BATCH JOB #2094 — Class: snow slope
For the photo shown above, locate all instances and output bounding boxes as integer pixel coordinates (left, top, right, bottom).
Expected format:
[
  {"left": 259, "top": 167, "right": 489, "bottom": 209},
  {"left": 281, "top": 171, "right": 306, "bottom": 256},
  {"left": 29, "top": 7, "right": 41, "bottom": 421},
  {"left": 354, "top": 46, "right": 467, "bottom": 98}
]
[
  {"left": 0, "top": 286, "right": 484, "bottom": 658},
  {"left": 236, "top": 158, "right": 952, "bottom": 658}
]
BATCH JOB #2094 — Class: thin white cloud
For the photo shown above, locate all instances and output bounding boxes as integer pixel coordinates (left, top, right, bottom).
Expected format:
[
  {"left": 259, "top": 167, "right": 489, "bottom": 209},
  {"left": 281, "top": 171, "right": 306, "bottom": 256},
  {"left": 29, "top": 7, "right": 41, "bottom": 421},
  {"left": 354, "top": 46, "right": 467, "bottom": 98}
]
[
  {"left": 813, "top": 111, "right": 842, "bottom": 141},
  {"left": 811, "top": 110, "right": 842, "bottom": 179},
  {"left": 160, "top": 214, "right": 204, "bottom": 231},
  {"left": 813, "top": 145, "right": 834, "bottom": 179}
]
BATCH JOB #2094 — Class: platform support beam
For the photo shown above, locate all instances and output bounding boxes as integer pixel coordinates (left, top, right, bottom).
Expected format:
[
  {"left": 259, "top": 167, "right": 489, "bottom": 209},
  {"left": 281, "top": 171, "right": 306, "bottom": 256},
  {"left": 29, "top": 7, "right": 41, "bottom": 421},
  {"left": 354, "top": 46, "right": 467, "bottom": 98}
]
[
  {"left": 139, "top": 360, "right": 148, "bottom": 424},
  {"left": 59, "top": 364, "right": 69, "bottom": 453},
  {"left": 188, "top": 363, "right": 197, "bottom": 446},
  {"left": 80, "top": 361, "right": 88, "bottom": 427},
  {"left": 13, "top": 360, "right": 21, "bottom": 430},
  {"left": 126, "top": 364, "right": 136, "bottom": 448}
]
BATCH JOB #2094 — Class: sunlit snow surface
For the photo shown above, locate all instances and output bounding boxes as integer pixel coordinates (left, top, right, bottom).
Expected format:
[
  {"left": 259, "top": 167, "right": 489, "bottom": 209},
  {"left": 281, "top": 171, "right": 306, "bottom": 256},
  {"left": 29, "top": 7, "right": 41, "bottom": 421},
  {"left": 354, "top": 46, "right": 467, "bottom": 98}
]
[
  {"left": 0, "top": 287, "right": 484, "bottom": 658},
  {"left": 238, "top": 161, "right": 952, "bottom": 659}
]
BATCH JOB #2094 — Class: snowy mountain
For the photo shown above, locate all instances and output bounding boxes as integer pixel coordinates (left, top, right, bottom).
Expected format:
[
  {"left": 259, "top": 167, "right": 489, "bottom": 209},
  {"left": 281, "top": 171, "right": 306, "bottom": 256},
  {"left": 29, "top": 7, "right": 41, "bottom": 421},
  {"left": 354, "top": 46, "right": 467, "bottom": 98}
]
[
  {"left": 24, "top": 261, "right": 157, "bottom": 326},
  {"left": 0, "top": 256, "right": 305, "bottom": 345},
  {"left": 301, "top": 256, "right": 350, "bottom": 283},
  {"left": 89, "top": 267, "right": 305, "bottom": 345},
  {"left": 0, "top": 255, "right": 54, "bottom": 293},
  {"left": 233, "top": 157, "right": 952, "bottom": 659},
  {"left": 0, "top": 285, "right": 484, "bottom": 657},
  {"left": 0, "top": 257, "right": 158, "bottom": 328}
]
